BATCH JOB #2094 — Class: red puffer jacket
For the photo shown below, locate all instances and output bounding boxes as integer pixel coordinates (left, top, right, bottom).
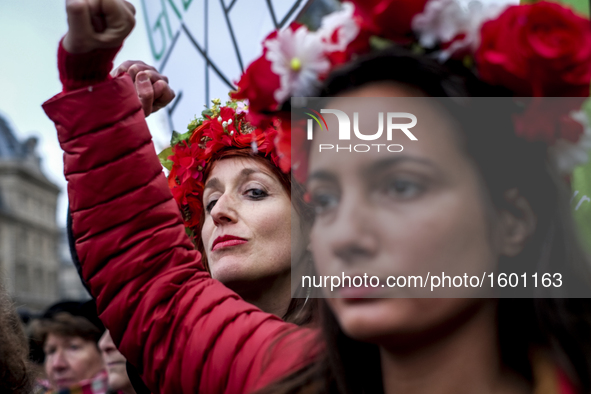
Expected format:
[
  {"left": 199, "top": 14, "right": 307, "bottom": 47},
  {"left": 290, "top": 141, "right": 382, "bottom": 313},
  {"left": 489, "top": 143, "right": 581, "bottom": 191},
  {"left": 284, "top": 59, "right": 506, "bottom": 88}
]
[{"left": 43, "top": 47, "right": 319, "bottom": 394}]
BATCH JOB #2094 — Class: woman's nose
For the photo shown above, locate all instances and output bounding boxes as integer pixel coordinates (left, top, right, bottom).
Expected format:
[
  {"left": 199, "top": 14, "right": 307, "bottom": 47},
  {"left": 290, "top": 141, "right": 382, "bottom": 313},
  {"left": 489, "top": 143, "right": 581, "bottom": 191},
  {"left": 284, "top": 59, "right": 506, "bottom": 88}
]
[
  {"left": 99, "top": 339, "right": 116, "bottom": 355},
  {"left": 323, "top": 191, "right": 378, "bottom": 265},
  {"left": 50, "top": 350, "right": 69, "bottom": 371},
  {"left": 210, "top": 193, "right": 238, "bottom": 226}
]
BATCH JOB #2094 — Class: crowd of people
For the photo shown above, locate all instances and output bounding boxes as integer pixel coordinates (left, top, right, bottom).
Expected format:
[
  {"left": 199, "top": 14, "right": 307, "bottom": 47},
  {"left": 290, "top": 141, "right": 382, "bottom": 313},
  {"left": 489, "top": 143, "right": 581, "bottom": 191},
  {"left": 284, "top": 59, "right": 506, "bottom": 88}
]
[
  {"left": 14, "top": 300, "right": 143, "bottom": 393},
  {"left": 2, "top": 0, "right": 591, "bottom": 392}
]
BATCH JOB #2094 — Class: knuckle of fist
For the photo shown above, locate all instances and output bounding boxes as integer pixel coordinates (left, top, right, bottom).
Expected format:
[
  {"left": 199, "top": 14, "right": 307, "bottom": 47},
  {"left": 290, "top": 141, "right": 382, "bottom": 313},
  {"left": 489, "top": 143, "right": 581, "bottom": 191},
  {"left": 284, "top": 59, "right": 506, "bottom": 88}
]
[
  {"left": 66, "top": 0, "right": 86, "bottom": 14},
  {"left": 96, "top": 36, "right": 112, "bottom": 46},
  {"left": 138, "top": 92, "right": 153, "bottom": 101}
]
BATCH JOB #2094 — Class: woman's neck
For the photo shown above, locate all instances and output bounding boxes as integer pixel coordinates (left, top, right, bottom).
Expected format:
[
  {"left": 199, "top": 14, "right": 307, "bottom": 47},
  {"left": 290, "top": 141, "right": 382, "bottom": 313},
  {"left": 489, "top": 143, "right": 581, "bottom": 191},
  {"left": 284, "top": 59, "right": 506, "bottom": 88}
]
[
  {"left": 380, "top": 300, "right": 530, "bottom": 394},
  {"left": 238, "top": 271, "right": 293, "bottom": 318}
]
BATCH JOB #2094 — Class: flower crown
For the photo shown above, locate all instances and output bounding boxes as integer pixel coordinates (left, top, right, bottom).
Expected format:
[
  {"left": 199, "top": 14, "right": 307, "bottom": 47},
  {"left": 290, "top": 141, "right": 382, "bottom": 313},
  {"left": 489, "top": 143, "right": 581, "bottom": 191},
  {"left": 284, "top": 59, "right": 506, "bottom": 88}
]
[
  {"left": 165, "top": 0, "right": 591, "bottom": 233},
  {"left": 160, "top": 99, "right": 287, "bottom": 232},
  {"left": 231, "top": 0, "right": 591, "bottom": 175}
]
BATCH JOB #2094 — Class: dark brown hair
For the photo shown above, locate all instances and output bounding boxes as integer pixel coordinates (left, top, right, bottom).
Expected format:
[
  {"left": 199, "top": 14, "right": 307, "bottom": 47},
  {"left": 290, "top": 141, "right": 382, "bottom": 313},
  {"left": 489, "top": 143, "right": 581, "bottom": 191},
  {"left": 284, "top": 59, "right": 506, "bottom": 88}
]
[
  {"left": 30, "top": 312, "right": 103, "bottom": 348},
  {"left": 258, "top": 46, "right": 591, "bottom": 393},
  {"left": 196, "top": 148, "right": 316, "bottom": 325},
  {"left": 0, "top": 283, "right": 33, "bottom": 393}
]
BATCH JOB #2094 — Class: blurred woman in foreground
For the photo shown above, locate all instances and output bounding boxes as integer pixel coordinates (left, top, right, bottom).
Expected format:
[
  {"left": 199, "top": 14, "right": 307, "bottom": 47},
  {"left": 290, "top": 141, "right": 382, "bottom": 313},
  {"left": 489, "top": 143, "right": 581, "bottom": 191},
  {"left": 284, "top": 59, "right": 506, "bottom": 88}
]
[{"left": 266, "top": 47, "right": 591, "bottom": 393}]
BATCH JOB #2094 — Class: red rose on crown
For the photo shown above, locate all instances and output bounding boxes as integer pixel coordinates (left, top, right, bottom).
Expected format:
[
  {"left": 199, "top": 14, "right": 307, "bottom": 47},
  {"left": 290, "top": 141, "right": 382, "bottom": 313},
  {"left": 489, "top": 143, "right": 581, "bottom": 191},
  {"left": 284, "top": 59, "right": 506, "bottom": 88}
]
[
  {"left": 231, "top": 30, "right": 283, "bottom": 115},
  {"left": 231, "top": 56, "right": 281, "bottom": 113},
  {"left": 351, "top": 0, "right": 429, "bottom": 44},
  {"left": 476, "top": 1, "right": 591, "bottom": 97},
  {"left": 169, "top": 142, "right": 206, "bottom": 184}
]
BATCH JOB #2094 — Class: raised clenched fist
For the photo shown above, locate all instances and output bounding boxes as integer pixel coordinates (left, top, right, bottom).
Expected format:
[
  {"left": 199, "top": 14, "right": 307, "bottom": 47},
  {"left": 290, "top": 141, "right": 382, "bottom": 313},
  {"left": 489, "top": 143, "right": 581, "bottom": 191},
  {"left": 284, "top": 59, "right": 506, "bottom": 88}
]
[
  {"left": 62, "top": 0, "right": 136, "bottom": 54},
  {"left": 112, "top": 60, "right": 176, "bottom": 116}
]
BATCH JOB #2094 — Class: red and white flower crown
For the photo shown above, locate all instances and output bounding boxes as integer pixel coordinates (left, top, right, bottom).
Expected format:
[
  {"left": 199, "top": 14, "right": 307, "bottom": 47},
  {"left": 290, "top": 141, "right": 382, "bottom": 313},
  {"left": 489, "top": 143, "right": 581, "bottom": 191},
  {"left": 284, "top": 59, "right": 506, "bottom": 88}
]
[
  {"left": 165, "top": 0, "right": 591, "bottom": 232},
  {"left": 231, "top": 0, "right": 591, "bottom": 173}
]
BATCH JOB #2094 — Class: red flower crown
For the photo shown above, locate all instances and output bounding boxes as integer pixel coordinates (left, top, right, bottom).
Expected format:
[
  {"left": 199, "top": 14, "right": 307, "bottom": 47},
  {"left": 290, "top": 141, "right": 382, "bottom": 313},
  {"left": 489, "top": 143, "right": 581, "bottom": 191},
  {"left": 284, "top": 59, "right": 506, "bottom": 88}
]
[
  {"left": 231, "top": 0, "right": 591, "bottom": 176},
  {"left": 164, "top": 0, "right": 591, "bottom": 232},
  {"left": 159, "top": 99, "right": 289, "bottom": 232}
]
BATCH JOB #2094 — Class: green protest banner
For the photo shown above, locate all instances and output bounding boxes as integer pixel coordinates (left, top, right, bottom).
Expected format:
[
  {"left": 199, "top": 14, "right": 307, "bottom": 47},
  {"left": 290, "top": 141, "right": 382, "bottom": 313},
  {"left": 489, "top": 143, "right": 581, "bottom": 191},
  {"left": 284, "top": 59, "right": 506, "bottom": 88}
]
[
  {"left": 520, "top": 0, "right": 589, "bottom": 15},
  {"left": 573, "top": 160, "right": 591, "bottom": 253}
]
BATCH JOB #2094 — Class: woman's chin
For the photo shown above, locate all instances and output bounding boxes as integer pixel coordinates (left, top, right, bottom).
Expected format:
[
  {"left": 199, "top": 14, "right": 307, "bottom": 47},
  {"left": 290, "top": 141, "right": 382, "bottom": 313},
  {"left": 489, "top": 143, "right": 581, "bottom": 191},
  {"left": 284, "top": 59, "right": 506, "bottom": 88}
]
[
  {"left": 329, "top": 298, "right": 478, "bottom": 345},
  {"left": 330, "top": 298, "right": 412, "bottom": 341},
  {"left": 108, "top": 373, "right": 130, "bottom": 392},
  {"left": 210, "top": 256, "right": 261, "bottom": 285}
]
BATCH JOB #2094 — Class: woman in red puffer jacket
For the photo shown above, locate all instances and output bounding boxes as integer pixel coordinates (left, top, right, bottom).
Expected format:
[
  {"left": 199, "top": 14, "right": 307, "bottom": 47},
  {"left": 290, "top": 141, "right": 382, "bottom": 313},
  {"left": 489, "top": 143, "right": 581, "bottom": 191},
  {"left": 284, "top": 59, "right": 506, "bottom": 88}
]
[{"left": 43, "top": 1, "right": 320, "bottom": 393}]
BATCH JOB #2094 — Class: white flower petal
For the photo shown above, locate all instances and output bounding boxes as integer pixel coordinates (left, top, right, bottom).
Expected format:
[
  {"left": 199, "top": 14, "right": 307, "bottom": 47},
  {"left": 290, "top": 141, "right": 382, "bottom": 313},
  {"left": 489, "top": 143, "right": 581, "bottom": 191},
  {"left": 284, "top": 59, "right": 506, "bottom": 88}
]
[
  {"left": 413, "top": 0, "right": 510, "bottom": 60},
  {"left": 548, "top": 110, "right": 591, "bottom": 175},
  {"left": 317, "top": 2, "right": 359, "bottom": 52},
  {"left": 265, "top": 26, "right": 331, "bottom": 103}
]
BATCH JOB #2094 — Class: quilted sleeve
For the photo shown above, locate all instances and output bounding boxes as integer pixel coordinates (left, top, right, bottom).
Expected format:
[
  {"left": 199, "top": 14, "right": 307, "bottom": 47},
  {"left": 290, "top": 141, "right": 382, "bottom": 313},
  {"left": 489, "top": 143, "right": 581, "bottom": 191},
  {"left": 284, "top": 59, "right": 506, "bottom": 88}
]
[{"left": 42, "top": 76, "right": 318, "bottom": 394}]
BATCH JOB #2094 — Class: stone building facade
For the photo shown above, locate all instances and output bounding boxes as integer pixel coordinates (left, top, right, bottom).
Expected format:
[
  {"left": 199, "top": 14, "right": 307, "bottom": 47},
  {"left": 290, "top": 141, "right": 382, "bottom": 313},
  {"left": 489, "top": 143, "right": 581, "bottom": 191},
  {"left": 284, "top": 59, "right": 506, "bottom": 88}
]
[
  {"left": 0, "top": 114, "right": 61, "bottom": 311},
  {"left": 58, "top": 227, "right": 91, "bottom": 301}
]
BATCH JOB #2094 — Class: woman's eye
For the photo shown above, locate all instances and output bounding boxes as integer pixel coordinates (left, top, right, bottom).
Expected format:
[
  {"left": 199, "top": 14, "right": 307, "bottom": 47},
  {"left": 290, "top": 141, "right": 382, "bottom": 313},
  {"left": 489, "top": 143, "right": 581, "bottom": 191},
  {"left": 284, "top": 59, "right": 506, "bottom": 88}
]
[
  {"left": 381, "top": 178, "right": 424, "bottom": 199},
  {"left": 206, "top": 199, "right": 218, "bottom": 213},
  {"left": 69, "top": 344, "right": 80, "bottom": 351},
  {"left": 245, "top": 188, "right": 268, "bottom": 199},
  {"left": 309, "top": 190, "right": 339, "bottom": 215}
]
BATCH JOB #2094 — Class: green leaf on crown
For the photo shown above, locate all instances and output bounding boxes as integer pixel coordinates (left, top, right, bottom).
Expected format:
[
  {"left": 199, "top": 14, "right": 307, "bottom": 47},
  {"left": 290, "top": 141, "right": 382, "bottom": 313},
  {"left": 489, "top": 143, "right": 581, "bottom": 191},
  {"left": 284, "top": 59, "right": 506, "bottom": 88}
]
[
  {"left": 201, "top": 108, "right": 214, "bottom": 118},
  {"left": 158, "top": 146, "right": 174, "bottom": 171},
  {"left": 369, "top": 36, "right": 395, "bottom": 51},
  {"left": 187, "top": 116, "right": 203, "bottom": 131},
  {"left": 170, "top": 130, "right": 193, "bottom": 146},
  {"left": 583, "top": 97, "right": 591, "bottom": 124}
]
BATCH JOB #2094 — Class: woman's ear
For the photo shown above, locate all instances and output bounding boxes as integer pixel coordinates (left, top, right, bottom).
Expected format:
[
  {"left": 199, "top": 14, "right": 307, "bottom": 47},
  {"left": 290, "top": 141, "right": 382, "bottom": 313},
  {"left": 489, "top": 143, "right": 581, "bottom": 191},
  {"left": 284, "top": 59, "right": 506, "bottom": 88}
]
[{"left": 497, "top": 188, "right": 537, "bottom": 257}]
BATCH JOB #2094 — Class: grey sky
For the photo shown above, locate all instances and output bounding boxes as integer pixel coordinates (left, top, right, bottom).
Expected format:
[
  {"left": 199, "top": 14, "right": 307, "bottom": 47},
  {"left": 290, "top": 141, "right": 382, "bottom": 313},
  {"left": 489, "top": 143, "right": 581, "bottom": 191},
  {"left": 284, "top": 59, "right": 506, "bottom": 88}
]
[
  {"left": 0, "top": 0, "right": 166, "bottom": 226},
  {"left": 0, "top": 0, "right": 304, "bottom": 226}
]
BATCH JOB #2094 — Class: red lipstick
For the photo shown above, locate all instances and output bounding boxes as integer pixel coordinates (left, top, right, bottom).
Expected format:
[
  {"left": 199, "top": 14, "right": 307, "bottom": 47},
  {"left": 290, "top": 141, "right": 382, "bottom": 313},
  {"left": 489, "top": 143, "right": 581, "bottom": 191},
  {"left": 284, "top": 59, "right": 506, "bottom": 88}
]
[{"left": 212, "top": 235, "right": 248, "bottom": 251}]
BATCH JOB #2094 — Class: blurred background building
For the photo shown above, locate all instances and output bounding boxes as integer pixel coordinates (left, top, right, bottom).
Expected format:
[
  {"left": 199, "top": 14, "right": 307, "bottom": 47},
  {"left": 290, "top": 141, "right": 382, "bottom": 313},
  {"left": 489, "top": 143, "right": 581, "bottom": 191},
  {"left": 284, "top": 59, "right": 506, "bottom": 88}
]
[{"left": 0, "top": 113, "right": 88, "bottom": 314}]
